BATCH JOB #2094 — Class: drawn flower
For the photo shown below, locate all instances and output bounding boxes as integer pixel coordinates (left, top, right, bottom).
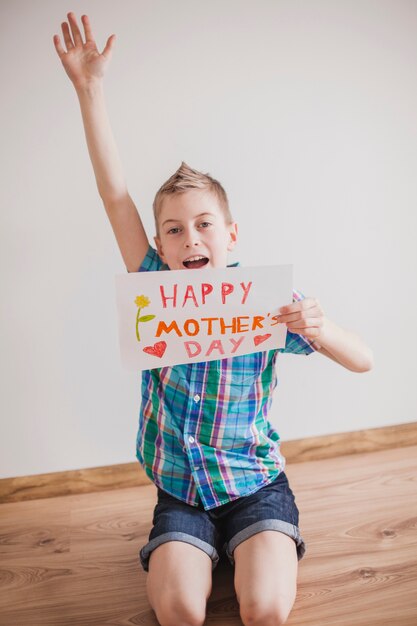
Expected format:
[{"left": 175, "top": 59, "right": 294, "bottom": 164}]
[
  {"left": 134, "top": 294, "right": 155, "bottom": 342},
  {"left": 135, "top": 295, "right": 150, "bottom": 308}
]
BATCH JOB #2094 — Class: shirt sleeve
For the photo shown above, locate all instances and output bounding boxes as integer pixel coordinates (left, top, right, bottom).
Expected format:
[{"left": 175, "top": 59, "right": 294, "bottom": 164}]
[
  {"left": 277, "top": 288, "right": 319, "bottom": 355},
  {"left": 137, "top": 244, "right": 169, "bottom": 272}
]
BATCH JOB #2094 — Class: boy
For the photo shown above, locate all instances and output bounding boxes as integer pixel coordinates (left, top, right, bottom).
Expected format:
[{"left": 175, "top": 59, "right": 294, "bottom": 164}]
[{"left": 54, "top": 13, "right": 374, "bottom": 626}]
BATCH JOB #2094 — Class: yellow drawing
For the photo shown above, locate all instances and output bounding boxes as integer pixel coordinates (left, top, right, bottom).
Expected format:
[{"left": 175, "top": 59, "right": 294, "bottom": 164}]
[{"left": 134, "top": 295, "right": 156, "bottom": 342}]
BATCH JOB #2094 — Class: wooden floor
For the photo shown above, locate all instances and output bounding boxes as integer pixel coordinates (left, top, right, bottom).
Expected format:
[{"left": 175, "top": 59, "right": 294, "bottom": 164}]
[{"left": 1, "top": 445, "right": 416, "bottom": 626}]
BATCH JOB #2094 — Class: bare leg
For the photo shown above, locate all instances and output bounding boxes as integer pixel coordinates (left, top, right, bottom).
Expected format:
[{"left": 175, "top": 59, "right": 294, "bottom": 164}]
[
  {"left": 146, "top": 540, "right": 213, "bottom": 626},
  {"left": 233, "top": 530, "right": 298, "bottom": 626}
]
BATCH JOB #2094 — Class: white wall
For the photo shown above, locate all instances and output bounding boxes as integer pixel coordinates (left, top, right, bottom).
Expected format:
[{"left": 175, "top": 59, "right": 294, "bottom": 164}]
[{"left": 1, "top": 0, "right": 416, "bottom": 479}]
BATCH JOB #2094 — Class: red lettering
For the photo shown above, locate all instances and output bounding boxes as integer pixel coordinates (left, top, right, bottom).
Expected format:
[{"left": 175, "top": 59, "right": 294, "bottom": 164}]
[
  {"left": 206, "top": 339, "right": 225, "bottom": 356},
  {"left": 230, "top": 336, "right": 245, "bottom": 353},
  {"left": 240, "top": 282, "right": 252, "bottom": 304},
  {"left": 201, "top": 283, "right": 214, "bottom": 304},
  {"left": 184, "top": 341, "right": 202, "bottom": 358},
  {"left": 159, "top": 284, "right": 177, "bottom": 308},
  {"left": 221, "top": 282, "right": 234, "bottom": 304},
  {"left": 182, "top": 285, "right": 199, "bottom": 307}
]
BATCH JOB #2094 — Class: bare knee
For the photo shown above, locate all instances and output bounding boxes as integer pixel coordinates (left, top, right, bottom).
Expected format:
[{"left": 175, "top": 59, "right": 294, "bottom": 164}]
[
  {"left": 155, "top": 598, "right": 206, "bottom": 626},
  {"left": 240, "top": 596, "right": 294, "bottom": 626},
  {"left": 146, "top": 579, "right": 207, "bottom": 626},
  {"left": 145, "top": 542, "right": 210, "bottom": 626}
]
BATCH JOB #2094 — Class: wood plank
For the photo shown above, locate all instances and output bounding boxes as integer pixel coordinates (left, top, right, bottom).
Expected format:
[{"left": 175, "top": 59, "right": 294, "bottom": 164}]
[
  {"left": 0, "top": 445, "right": 416, "bottom": 625},
  {"left": 282, "top": 420, "right": 417, "bottom": 462},
  {"left": 1, "top": 421, "right": 416, "bottom": 504},
  {"left": 0, "top": 461, "right": 153, "bottom": 504}
]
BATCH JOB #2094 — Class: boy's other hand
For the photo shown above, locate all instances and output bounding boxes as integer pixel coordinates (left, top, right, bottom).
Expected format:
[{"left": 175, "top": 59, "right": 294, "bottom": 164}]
[
  {"left": 277, "top": 298, "right": 324, "bottom": 340},
  {"left": 53, "top": 13, "right": 115, "bottom": 90}
]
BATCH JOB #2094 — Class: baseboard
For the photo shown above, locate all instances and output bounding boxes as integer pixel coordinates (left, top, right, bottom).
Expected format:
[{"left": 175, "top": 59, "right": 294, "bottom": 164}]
[{"left": 1, "top": 421, "right": 416, "bottom": 504}]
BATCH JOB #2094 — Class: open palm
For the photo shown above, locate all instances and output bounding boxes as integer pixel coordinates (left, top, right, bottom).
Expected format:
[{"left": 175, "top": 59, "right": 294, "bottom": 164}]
[{"left": 53, "top": 13, "right": 115, "bottom": 89}]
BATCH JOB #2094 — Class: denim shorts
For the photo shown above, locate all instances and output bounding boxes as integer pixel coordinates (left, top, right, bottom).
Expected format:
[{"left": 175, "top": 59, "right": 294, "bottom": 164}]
[{"left": 139, "top": 471, "right": 306, "bottom": 572}]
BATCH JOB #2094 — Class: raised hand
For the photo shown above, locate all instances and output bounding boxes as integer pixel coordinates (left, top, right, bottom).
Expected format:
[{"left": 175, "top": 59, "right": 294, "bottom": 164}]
[{"left": 53, "top": 12, "right": 115, "bottom": 90}]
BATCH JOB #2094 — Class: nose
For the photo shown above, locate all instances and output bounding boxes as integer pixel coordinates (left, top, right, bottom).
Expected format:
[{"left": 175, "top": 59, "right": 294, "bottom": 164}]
[{"left": 183, "top": 228, "right": 201, "bottom": 248}]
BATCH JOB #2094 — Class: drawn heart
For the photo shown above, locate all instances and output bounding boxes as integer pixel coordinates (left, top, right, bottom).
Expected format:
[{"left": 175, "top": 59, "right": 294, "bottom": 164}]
[
  {"left": 254, "top": 334, "right": 272, "bottom": 346},
  {"left": 143, "top": 341, "right": 167, "bottom": 358}
]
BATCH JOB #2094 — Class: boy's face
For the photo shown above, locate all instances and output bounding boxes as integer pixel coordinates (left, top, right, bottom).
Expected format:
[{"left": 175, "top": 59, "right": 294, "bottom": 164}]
[{"left": 154, "top": 189, "right": 238, "bottom": 271}]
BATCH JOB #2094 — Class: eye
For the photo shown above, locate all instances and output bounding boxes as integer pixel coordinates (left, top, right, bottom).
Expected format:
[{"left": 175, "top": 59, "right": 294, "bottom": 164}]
[
  {"left": 199, "top": 222, "right": 211, "bottom": 228},
  {"left": 167, "top": 227, "right": 181, "bottom": 234}
]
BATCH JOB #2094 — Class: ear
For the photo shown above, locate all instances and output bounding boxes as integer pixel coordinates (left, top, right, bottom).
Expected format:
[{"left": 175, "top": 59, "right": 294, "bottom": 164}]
[
  {"left": 154, "top": 235, "right": 166, "bottom": 262},
  {"left": 227, "top": 222, "right": 238, "bottom": 252}
]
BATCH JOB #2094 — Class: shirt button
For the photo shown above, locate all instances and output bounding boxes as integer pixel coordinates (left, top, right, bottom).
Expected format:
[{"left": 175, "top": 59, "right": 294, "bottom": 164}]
[
  {"left": 193, "top": 394, "right": 201, "bottom": 403},
  {"left": 195, "top": 466, "right": 200, "bottom": 471},
  {"left": 188, "top": 436, "right": 195, "bottom": 443}
]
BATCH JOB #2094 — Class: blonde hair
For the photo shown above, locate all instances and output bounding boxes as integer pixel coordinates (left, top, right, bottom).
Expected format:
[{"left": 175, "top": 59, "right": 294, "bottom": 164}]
[{"left": 153, "top": 161, "right": 233, "bottom": 235}]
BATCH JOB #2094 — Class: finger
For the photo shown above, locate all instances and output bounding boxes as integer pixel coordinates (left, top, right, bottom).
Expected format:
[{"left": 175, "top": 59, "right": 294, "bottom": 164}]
[
  {"left": 280, "top": 297, "right": 317, "bottom": 315},
  {"left": 67, "top": 12, "right": 84, "bottom": 46},
  {"left": 278, "top": 311, "right": 301, "bottom": 323},
  {"left": 61, "top": 21, "right": 74, "bottom": 51},
  {"left": 288, "top": 317, "right": 323, "bottom": 330},
  {"left": 290, "top": 329, "right": 322, "bottom": 340},
  {"left": 53, "top": 34, "right": 66, "bottom": 59},
  {"left": 81, "top": 14, "right": 95, "bottom": 43},
  {"left": 278, "top": 308, "right": 321, "bottom": 323},
  {"left": 288, "top": 324, "right": 322, "bottom": 335},
  {"left": 102, "top": 34, "right": 116, "bottom": 60}
]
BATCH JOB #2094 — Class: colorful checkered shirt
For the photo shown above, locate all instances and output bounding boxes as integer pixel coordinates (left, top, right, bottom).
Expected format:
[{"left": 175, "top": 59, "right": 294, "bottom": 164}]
[{"left": 135, "top": 244, "right": 318, "bottom": 510}]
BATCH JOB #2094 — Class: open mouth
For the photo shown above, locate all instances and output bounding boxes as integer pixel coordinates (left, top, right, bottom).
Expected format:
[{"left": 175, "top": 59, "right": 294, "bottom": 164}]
[{"left": 183, "top": 256, "right": 209, "bottom": 269}]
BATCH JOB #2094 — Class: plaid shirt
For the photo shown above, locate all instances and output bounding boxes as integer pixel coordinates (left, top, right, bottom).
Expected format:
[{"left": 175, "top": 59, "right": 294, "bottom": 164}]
[{"left": 136, "top": 245, "right": 318, "bottom": 510}]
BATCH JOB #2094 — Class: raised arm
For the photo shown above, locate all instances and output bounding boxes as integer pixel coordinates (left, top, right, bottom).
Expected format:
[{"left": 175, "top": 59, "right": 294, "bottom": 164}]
[{"left": 53, "top": 12, "right": 149, "bottom": 272}]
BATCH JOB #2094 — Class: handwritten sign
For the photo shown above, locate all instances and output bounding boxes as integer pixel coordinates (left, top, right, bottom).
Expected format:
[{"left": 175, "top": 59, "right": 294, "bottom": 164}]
[{"left": 115, "top": 264, "right": 292, "bottom": 370}]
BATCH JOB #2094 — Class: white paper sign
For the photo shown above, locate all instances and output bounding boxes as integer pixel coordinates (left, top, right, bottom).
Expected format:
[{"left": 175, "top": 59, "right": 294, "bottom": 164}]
[{"left": 115, "top": 264, "right": 293, "bottom": 370}]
